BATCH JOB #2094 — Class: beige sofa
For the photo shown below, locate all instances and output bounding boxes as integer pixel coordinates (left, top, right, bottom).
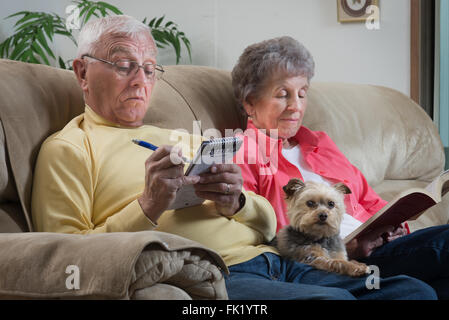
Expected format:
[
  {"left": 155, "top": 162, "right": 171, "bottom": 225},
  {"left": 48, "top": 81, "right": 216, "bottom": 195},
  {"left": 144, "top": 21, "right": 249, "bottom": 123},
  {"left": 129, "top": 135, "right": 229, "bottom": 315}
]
[{"left": 0, "top": 59, "right": 447, "bottom": 299}]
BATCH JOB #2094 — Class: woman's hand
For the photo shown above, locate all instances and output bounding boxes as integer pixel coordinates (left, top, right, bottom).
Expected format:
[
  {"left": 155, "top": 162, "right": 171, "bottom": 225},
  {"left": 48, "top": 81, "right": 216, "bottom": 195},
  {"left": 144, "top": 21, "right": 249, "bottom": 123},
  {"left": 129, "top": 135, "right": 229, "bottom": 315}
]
[
  {"left": 346, "top": 224, "right": 408, "bottom": 259},
  {"left": 193, "top": 163, "right": 244, "bottom": 216},
  {"left": 346, "top": 225, "right": 394, "bottom": 259},
  {"left": 385, "top": 224, "right": 408, "bottom": 242}
]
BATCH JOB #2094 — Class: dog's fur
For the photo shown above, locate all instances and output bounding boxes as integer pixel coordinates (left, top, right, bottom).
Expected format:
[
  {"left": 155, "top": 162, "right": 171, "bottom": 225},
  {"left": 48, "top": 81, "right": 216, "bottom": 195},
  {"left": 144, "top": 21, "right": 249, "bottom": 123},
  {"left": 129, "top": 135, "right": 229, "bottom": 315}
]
[{"left": 275, "top": 178, "right": 369, "bottom": 277}]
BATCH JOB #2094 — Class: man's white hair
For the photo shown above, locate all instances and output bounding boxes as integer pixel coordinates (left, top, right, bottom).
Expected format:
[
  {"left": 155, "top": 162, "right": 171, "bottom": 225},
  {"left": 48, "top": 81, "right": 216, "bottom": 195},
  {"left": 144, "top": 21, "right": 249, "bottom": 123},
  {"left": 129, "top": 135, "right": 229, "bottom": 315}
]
[{"left": 76, "top": 15, "right": 156, "bottom": 58}]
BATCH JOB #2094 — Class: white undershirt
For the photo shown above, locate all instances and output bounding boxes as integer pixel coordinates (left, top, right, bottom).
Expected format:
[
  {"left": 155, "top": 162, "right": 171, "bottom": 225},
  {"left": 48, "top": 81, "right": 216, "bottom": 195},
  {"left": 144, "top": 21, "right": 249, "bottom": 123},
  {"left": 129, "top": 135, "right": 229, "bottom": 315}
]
[{"left": 281, "top": 145, "right": 362, "bottom": 238}]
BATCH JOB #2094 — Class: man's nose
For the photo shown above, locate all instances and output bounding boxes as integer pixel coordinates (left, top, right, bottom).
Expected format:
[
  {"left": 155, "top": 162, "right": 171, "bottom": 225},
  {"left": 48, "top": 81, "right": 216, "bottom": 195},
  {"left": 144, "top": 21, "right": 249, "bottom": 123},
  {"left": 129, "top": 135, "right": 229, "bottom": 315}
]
[{"left": 129, "top": 67, "right": 148, "bottom": 86}]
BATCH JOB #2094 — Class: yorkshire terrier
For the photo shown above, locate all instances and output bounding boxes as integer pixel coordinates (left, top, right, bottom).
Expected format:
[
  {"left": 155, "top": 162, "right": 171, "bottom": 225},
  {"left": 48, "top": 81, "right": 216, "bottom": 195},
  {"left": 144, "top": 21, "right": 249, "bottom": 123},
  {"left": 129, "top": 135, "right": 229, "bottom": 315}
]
[{"left": 275, "top": 178, "right": 369, "bottom": 277}]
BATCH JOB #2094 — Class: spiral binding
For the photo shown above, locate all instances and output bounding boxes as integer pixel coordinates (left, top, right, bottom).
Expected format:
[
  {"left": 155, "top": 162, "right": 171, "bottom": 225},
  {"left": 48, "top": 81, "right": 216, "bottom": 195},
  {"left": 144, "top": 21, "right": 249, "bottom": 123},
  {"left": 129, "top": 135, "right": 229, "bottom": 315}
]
[{"left": 203, "top": 137, "right": 242, "bottom": 156}]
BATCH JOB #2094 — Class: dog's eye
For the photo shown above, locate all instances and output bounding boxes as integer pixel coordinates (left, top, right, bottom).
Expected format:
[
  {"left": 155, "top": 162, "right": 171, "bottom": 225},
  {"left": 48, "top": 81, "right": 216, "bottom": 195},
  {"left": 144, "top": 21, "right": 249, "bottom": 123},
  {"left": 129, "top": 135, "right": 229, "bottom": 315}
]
[
  {"left": 306, "top": 200, "right": 316, "bottom": 208},
  {"left": 328, "top": 201, "right": 335, "bottom": 208}
]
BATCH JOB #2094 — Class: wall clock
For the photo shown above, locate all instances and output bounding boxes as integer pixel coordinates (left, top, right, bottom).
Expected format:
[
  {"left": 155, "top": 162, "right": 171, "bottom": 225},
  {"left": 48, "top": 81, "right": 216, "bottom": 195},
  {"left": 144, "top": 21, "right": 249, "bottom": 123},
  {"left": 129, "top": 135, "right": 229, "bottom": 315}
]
[{"left": 337, "top": 0, "right": 379, "bottom": 23}]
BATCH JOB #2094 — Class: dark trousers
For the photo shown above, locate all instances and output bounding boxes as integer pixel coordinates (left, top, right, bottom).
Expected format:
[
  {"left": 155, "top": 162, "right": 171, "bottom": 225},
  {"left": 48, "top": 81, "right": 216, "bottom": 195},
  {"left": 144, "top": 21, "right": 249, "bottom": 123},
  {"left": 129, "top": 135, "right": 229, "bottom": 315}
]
[
  {"left": 225, "top": 251, "right": 437, "bottom": 300},
  {"left": 362, "top": 224, "right": 449, "bottom": 299}
]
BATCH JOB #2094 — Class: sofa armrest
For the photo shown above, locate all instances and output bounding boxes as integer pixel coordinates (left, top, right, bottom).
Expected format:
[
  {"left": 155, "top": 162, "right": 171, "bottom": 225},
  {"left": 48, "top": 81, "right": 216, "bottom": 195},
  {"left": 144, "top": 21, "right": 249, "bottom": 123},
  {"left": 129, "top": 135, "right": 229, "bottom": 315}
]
[{"left": 0, "top": 231, "right": 228, "bottom": 299}]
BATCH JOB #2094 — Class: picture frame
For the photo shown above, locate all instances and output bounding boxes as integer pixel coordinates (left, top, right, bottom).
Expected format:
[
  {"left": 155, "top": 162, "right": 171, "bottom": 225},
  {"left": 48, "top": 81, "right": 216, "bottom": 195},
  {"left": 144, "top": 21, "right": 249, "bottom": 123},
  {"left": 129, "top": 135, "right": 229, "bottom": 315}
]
[{"left": 337, "top": 0, "right": 379, "bottom": 23}]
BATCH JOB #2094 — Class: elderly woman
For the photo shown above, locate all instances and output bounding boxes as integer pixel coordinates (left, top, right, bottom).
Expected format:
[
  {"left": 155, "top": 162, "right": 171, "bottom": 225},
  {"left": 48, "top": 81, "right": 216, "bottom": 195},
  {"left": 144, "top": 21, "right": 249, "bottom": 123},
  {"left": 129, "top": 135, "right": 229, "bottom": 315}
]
[{"left": 232, "top": 36, "right": 449, "bottom": 299}]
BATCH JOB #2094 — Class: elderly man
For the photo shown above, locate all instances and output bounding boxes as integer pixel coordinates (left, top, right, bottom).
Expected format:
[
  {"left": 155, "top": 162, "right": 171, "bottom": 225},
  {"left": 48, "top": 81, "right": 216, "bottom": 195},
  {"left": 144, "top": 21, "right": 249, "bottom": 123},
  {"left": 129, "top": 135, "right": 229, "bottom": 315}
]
[
  {"left": 31, "top": 15, "right": 436, "bottom": 300},
  {"left": 32, "top": 15, "right": 247, "bottom": 233}
]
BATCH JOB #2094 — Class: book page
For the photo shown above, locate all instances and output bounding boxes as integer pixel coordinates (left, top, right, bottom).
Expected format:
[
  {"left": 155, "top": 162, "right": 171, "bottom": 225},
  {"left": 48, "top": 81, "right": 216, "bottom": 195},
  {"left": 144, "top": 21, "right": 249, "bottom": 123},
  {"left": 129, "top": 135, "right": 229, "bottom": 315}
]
[
  {"left": 425, "top": 177, "right": 441, "bottom": 196},
  {"left": 425, "top": 169, "right": 449, "bottom": 199}
]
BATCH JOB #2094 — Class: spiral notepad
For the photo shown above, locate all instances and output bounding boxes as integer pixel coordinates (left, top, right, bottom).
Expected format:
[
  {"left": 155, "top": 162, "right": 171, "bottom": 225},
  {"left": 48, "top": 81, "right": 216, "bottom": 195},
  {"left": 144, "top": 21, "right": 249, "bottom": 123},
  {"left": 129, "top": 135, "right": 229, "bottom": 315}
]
[{"left": 168, "top": 137, "right": 243, "bottom": 210}]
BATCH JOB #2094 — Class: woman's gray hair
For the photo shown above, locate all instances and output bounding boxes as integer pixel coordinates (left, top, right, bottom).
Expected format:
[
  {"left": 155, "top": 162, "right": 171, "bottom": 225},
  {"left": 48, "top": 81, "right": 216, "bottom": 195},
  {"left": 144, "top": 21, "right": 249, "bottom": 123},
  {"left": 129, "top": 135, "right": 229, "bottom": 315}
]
[
  {"left": 231, "top": 36, "right": 315, "bottom": 110},
  {"left": 76, "top": 15, "right": 156, "bottom": 58}
]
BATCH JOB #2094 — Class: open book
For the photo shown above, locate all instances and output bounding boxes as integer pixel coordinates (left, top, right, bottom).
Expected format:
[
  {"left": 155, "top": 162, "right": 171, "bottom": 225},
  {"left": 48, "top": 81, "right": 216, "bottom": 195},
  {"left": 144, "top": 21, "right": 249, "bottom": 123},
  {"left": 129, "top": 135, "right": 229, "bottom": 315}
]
[
  {"left": 344, "top": 169, "right": 449, "bottom": 244},
  {"left": 168, "top": 137, "right": 243, "bottom": 210}
]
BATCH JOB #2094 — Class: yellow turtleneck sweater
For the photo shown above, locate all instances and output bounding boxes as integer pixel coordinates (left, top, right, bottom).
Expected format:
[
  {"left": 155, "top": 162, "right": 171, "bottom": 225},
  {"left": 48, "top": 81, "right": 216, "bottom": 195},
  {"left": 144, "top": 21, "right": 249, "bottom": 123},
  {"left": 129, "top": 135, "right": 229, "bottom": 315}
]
[{"left": 31, "top": 106, "right": 278, "bottom": 266}]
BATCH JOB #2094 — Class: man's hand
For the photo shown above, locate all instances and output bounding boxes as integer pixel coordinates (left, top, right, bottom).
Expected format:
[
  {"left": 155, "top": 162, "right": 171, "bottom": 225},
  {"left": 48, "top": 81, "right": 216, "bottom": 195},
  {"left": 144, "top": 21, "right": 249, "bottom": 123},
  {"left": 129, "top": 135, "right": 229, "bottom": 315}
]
[
  {"left": 138, "top": 145, "right": 199, "bottom": 223},
  {"left": 193, "top": 163, "right": 244, "bottom": 216}
]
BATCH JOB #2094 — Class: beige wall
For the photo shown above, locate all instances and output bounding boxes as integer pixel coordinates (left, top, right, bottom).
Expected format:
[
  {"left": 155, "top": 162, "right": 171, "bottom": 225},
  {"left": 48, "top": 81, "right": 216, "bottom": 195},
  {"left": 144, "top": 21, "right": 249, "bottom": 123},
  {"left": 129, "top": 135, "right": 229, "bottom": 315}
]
[{"left": 0, "top": 0, "right": 410, "bottom": 95}]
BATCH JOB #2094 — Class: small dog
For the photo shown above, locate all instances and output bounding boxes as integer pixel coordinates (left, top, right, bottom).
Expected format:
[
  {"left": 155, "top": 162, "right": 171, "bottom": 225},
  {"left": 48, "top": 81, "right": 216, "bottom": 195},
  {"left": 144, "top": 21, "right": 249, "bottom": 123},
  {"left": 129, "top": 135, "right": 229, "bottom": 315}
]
[{"left": 275, "top": 178, "right": 369, "bottom": 277}]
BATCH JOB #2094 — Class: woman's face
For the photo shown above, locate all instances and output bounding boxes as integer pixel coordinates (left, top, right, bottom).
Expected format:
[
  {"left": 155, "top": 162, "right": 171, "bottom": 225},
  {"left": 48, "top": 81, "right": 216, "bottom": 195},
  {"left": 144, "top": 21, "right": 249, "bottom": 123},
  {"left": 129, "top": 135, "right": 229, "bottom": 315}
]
[{"left": 243, "top": 75, "right": 309, "bottom": 142}]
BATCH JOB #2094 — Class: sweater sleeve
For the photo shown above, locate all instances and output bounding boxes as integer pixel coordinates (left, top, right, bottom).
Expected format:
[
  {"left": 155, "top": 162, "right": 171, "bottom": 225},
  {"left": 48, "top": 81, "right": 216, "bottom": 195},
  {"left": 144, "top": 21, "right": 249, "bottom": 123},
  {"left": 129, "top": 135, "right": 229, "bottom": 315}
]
[
  {"left": 230, "top": 190, "right": 277, "bottom": 242},
  {"left": 31, "top": 138, "right": 155, "bottom": 234}
]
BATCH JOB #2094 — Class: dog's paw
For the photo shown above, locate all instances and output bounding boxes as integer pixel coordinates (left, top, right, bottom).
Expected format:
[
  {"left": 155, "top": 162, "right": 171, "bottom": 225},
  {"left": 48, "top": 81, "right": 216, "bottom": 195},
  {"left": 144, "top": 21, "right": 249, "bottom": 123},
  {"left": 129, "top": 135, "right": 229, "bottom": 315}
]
[{"left": 347, "top": 261, "right": 370, "bottom": 277}]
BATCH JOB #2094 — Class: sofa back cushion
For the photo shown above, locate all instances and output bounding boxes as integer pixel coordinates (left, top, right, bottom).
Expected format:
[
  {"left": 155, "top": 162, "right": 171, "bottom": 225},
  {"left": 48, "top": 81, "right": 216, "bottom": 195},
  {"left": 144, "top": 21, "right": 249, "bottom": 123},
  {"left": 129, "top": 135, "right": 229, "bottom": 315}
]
[
  {"left": 0, "top": 120, "right": 26, "bottom": 232},
  {"left": 146, "top": 65, "right": 245, "bottom": 135},
  {"left": 0, "top": 60, "right": 85, "bottom": 231},
  {"left": 0, "top": 120, "right": 17, "bottom": 202},
  {"left": 304, "top": 82, "right": 444, "bottom": 186}
]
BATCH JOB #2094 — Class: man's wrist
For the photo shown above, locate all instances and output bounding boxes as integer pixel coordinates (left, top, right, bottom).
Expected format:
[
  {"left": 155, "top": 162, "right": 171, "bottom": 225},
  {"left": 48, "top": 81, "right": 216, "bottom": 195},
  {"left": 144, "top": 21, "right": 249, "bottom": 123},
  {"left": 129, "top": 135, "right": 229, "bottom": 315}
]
[
  {"left": 236, "top": 192, "right": 246, "bottom": 213},
  {"left": 138, "top": 197, "right": 160, "bottom": 226}
]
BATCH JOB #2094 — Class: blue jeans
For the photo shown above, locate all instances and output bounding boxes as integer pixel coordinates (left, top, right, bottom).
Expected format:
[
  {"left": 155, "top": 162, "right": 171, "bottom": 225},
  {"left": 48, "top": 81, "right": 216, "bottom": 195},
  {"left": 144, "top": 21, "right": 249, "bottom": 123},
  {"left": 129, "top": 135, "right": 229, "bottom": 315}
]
[
  {"left": 225, "top": 252, "right": 436, "bottom": 300},
  {"left": 362, "top": 224, "right": 449, "bottom": 299}
]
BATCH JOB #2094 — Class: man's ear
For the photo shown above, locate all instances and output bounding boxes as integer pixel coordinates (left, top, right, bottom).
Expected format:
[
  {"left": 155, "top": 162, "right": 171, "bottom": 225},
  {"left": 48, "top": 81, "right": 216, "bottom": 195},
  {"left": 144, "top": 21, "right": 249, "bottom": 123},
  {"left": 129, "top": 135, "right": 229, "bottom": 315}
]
[{"left": 72, "top": 58, "right": 88, "bottom": 93}]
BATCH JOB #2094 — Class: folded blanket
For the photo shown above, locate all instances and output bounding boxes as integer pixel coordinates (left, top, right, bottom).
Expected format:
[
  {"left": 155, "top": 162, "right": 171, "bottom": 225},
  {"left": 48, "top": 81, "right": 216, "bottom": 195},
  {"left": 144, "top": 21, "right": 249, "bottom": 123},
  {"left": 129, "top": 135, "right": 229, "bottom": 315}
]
[{"left": 0, "top": 230, "right": 228, "bottom": 299}]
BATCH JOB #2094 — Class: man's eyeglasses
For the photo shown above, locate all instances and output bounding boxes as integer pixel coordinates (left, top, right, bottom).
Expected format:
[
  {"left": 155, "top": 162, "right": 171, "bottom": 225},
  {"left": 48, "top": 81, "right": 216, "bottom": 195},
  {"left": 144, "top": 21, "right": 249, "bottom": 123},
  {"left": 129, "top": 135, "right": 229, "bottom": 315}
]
[{"left": 81, "top": 54, "right": 164, "bottom": 81}]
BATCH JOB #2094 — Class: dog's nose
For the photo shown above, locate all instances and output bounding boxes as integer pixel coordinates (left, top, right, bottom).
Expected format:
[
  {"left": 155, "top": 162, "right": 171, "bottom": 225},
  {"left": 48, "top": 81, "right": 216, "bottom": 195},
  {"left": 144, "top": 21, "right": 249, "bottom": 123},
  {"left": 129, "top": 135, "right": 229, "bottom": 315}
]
[{"left": 318, "top": 212, "right": 328, "bottom": 222}]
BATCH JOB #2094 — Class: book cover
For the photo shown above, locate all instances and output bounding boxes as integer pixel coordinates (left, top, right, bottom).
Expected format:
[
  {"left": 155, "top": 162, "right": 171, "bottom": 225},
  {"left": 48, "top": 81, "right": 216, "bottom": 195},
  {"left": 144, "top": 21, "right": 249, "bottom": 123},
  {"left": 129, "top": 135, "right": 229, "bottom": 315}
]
[{"left": 344, "top": 170, "right": 449, "bottom": 243}]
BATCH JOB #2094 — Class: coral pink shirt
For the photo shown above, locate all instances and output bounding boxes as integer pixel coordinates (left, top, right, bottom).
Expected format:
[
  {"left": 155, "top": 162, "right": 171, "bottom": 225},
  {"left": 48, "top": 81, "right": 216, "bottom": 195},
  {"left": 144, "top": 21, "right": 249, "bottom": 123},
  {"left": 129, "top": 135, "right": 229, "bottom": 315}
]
[{"left": 235, "top": 120, "right": 388, "bottom": 232}]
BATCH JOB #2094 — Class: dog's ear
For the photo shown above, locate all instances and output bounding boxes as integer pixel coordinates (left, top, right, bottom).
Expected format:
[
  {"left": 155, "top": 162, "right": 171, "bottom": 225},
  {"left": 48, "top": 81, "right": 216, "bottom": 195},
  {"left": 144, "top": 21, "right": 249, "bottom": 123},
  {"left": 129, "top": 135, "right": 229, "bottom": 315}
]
[
  {"left": 283, "top": 178, "right": 306, "bottom": 199},
  {"left": 333, "top": 183, "right": 351, "bottom": 195}
]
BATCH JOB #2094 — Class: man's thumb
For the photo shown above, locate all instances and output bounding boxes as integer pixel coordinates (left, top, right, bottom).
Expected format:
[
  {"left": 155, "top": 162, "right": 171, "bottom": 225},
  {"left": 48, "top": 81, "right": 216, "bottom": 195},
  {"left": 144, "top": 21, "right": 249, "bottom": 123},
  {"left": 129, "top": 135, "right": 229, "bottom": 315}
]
[{"left": 183, "top": 175, "right": 200, "bottom": 185}]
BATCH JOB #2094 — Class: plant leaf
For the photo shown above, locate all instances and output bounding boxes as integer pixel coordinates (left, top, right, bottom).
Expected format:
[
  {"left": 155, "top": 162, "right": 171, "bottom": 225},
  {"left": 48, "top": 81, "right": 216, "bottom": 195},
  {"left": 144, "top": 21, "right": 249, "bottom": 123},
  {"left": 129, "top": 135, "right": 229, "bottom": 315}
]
[
  {"left": 97, "top": 1, "right": 123, "bottom": 15},
  {"left": 9, "top": 38, "right": 29, "bottom": 60},
  {"left": 36, "top": 28, "right": 56, "bottom": 59},
  {"left": 148, "top": 17, "right": 156, "bottom": 27},
  {"left": 155, "top": 16, "right": 165, "bottom": 28},
  {"left": 15, "top": 18, "right": 42, "bottom": 32},
  {"left": 172, "top": 33, "right": 181, "bottom": 64},
  {"left": 43, "top": 22, "right": 54, "bottom": 41},
  {"left": 58, "top": 56, "right": 67, "bottom": 69},
  {"left": 182, "top": 37, "right": 192, "bottom": 61},
  {"left": 27, "top": 50, "right": 41, "bottom": 64},
  {"left": 84, "top": 5, "right": 98, "bottom": 24},
  {"left": 31, "top": 41, "right": 50, "bottom": 65},
  {"left": 14, "top": 12, "right": 40, "bottom": 27},
  {"left": 6, "top": 11, "right": 29, "bottom": 19},
  {"left": 151, "top": 29, "right": 169, "bottom": 45},
  {"left": 0, "top": 37, "right": 12, "bottom": 58}
]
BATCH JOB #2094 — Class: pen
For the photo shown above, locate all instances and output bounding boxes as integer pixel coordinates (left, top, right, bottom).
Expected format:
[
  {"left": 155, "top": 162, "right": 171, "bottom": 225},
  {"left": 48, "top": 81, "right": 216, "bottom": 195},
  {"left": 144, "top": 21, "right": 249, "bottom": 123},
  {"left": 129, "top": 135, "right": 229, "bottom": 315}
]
[{"left": 132, "top": 139, "right": 191, "bottom": 163}]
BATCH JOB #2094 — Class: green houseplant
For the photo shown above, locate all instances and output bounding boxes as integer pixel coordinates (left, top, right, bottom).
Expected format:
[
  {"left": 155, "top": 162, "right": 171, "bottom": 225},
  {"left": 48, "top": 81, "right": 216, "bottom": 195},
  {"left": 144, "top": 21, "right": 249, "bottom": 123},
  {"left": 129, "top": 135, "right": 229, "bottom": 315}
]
[{"left": 0, "top": 0, "right": 192, "bottom": 68}]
